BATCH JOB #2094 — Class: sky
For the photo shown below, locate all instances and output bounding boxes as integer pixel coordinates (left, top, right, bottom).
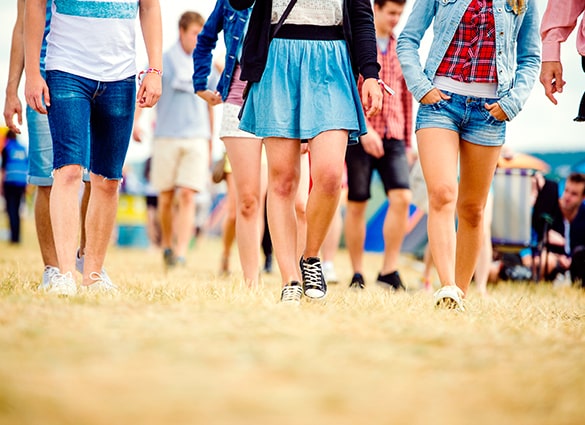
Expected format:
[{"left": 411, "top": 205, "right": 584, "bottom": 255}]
[{"left": 0, "top": 0, "right": 583, "bottom": 153}]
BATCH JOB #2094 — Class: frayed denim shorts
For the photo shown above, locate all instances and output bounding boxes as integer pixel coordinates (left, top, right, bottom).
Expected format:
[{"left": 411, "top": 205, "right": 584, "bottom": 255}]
[
  {"left": 239, "top": 37, "right": 367, "bottom": 143},
  {"left": 46, "top": 70, "right": 136, "bottom": 179},
  {"left": 415, "top": 90, "right": 506, "bottom": 146}
]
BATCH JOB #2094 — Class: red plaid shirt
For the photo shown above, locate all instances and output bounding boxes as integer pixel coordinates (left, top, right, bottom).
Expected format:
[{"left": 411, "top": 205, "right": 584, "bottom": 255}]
[
  {"left": 436, "top": 0, "right": 497, "bottom": 83},
  {"left": 359, "top": 34, "right": 412, "bottom": 147}
]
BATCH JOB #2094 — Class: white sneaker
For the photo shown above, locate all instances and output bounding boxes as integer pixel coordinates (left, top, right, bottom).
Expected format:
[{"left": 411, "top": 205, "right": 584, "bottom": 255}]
[
  {"left": 39, "top": 266, "right": 60, "bottom": 291},
  {"left": 83, "top": 271, "right": 119, "bottom": 294},
  {"left": 433, "top": 285, "right": 465, "bottom": 312},
  {"left": 46, "top": 271, "right": 77, "bottom": 296},
  {"left": 321, "top": 261, "right": 338, "bottom": 284}
]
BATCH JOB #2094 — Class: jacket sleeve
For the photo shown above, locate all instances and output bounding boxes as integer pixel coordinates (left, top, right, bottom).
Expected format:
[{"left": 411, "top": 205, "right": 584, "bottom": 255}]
[
  {"left": 192, "top": 0, "right": 224, "bottom": 93},
  {"left": 349, "top": 0, "right": 380, "bottom": 80},
  {"left": 229, "top": 0, "right": 255, "bottom": 11},
  {"left": 497, "top": 1, "right": 541, "bottom": 121}
]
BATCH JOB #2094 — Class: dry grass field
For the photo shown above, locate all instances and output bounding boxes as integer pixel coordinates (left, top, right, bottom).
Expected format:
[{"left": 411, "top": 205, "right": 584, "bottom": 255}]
[{"left": 1, "top": 220, "right": 584, "bottom": 425}]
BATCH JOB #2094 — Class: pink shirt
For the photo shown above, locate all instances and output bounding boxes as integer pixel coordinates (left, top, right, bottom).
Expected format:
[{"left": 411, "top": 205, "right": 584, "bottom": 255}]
[{"left": 541, "top": 0, "right": 585, "bottom": 61}]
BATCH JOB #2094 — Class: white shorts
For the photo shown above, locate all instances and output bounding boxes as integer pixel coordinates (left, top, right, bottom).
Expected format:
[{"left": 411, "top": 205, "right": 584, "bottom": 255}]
[
  {"left": 219, "top": 102, "right": 261, "bottom": 140},
  {"left": 151, "top": 137, "right": 209, "bottom": 192}
]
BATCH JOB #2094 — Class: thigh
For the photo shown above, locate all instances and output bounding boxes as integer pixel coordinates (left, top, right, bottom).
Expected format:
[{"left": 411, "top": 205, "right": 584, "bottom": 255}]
[
  {"left": 416, "top": 128, "right": 460, "bottom": 195},
  {"left": 90, "top": 76, "right": 136, "bottom": 179},
  {"left": 223, "top": 137, "right": 264, "bottom": 196},
  {"left": 345, "top": 142, "right": 373, "bottom": 202},
  {"left": 378, "top": 139, "right": 410, "bottom": 192},
  {"left": 458, "top": 141, "right": 501, "bottom": 207},
  {"left": 46, "top": 70, "right": 92, "bottom": 171}
]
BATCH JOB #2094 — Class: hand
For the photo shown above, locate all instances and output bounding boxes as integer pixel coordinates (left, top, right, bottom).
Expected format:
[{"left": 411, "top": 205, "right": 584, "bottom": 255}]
[
  {"left": 3, "top": 93, "right": 23, "bottom": 134},
  {"left": 360, "top": 130, "right": 384, "bottom": 158},
  {"left": 24, "top": 72, "right": 50, "bottom": 114},
  {"left": 137, "top": 72, "right": 162, "bottom": 108},
  {"left": 484, "top": 102, "right": 509, "bottom": 121},
  {"left": 196, "top": 89, "right": 222, "bottom": 106},
  {"left": 420, "top": 88, "right": 450, "bottom": 105},
  {"left": 361, "top": 78, "right": 383, "bottom": 118},
  {"left": 540, "top": 61, "right": 565, "bottom": 105}
]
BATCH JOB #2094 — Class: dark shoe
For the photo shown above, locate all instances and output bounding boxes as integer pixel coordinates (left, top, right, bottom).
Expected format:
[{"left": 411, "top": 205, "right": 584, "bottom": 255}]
[
  {"left": 376, "top": 271, "right": 406, "bottom": 291},
  {"left": 163, "top": 248, "right": 176, "bottom": 268},
  {"left": 349, "top": 273, "right": 365, "bottom": 289},
  {"left": 299, "top": 256, "right": 327, "bottom": 299},
  {"left": 280, "top": 281, "right": 303, "bottom": 304}
]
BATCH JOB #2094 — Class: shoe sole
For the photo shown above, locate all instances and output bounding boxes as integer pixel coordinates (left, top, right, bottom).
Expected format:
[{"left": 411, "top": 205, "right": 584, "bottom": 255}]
[{"left": 305, "top": 288, "right": 326, "bottom": 299}]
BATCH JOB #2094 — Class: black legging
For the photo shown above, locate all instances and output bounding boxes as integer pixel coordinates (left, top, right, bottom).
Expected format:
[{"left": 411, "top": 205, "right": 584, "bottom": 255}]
[{"left": 3, "top": 183, "right": 26, "bottom": 243}]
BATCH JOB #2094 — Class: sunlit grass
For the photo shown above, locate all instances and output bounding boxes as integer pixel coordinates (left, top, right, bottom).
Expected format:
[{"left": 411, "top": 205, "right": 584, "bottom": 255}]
[{"left": 0, "top": 220, "right": 584, "bottom": 425}]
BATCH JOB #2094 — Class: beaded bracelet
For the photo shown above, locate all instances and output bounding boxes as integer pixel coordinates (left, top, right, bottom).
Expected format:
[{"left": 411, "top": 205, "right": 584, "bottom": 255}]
[{"left": 138, "top": 67, "right": 163, "bottom": 84}]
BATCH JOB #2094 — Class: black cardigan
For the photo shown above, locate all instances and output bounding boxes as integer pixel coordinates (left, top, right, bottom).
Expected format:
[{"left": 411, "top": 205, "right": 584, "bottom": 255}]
[{"left": 229, "top": 0, "right": 380, "bottom": 82}]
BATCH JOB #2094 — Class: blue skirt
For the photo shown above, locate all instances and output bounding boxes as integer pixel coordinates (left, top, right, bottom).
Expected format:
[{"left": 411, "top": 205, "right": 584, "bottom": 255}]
[{"left": 239, "top": 37, "right": 367, "bottom": 143}]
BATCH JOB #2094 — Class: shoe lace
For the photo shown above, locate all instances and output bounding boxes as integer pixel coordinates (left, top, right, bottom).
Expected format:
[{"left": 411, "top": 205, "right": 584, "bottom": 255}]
[
  {"left": 302, "top": 259, "right": 323, "bottom": 288},
  {"left": 281, "top": 285, "right": 302, "bottom": 302},
  {"left": 52, "top": 271, "right": 73, "bottom": 287},
  {"left": 44, "top": 266, "right": 60, "bottom": 280},
  {"left": 89, "top": 271, "right": 118, "bottom": 292}
]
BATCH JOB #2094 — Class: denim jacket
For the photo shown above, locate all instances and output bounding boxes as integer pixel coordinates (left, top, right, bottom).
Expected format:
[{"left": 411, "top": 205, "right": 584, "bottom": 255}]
[
  {"left": 192, "top": 0, "right": 251, "bottom": 101},
  {"left": 396, "top": 0, "right": 541, "bottom": 121}
]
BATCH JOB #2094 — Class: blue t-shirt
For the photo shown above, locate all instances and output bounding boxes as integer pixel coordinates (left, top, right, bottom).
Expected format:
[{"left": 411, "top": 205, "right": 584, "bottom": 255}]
[{"left": 2, "top": 139, "right": 29, "bottom": 186}]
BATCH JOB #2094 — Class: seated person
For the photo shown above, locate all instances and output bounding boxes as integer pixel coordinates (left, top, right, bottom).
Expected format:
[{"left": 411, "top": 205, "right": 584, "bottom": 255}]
[{"left": 535, "top": 172, "right": 585, "bottom": 286}]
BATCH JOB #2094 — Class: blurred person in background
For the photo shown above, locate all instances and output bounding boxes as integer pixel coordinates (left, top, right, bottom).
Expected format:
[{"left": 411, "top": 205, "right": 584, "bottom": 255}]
[{"left": 1, "top": 129, "right": 28, "bottom": 244}]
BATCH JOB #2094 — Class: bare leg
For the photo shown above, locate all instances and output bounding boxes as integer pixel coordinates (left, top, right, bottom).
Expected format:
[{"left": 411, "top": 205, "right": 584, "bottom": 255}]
[
  {"left": 78, "top": 181, "right": 90, "bottom": 255},
  {"left": 456, "top": 141, "right": 501, "bottom": 294},
  {"left": 303, "top": 130, "right": 347, "bottom": 258},
  {"left": 295, "top": 151, "right": 310, "bottom": 259},
  {"left": 264, "top": 137, "right": 301, "bottom": 285},
  {"left": 158, "top": 189, "right": 174, "bottom": 252},
  {"left": 321, "top": 196, "right": 343, "bottom": 263},
  {"left": 224, "top": 137, "right": 265, "bottom": 285},
  {"left": 220, "top": 172, "right": 237, "bottom": 274},
  {"left": 174, "top": 187, "right": 196, "bottom": 259},
  {"left": 50, "top": 165, "right": 83, "bottom": 276},
  {"left": 35, "top": 185, "right": 58, "bottom": 267},
  {"left": 82, "top": 173, "right": 120, "bottom": 285},
  {"left": 417, "top": 128, "right": 460, "bottom": 289},
  {"left": 381, "top": 188, "right": 411, "bottom": 274},
  {"left": 345, "top": 200, "right": 367, "bottom": 275},
  {"left": 473, "top": 190, "right": 494, "bottom": 296}
]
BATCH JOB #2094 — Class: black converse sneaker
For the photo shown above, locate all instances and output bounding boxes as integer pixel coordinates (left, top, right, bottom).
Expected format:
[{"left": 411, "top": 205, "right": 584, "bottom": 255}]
[
  {"left": 349, "top": 272, "right": 365, "bottom": 289},
  {"left": 376, "top": 271, "right": 406, "bottom": 291},
  {"left": 299, "top": 256, "right": 327, "bottom": 299},
  {"left": 280, "top": 281, "right": 303, "bottom": 304}
]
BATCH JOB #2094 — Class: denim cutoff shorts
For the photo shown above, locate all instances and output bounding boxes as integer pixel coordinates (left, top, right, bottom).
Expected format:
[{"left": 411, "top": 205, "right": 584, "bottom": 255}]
[
  {"left": 415, "top": 90, "right": 506, "bottom": 146},
  {"left": 26, "top": 105, "right": 53, "bottom": 186},
  {"left": 46, "top": 70, "right": 136, "bottom": 179},
  {"left": 239, "top": 38, "right": 367, "bottom": 143}
]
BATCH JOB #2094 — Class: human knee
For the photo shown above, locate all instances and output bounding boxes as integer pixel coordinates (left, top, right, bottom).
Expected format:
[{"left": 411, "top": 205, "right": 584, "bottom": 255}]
[
  {"left": 270, "top": 172, "right": 298, "bottom": 199},
  {"left": 389, "top": 189, "right": 412, "bottom": 211},
  {"left": 457, "top": 201, "right": 484, "bottom": 228},
  {"left": 239, "top": 193, "right": 260, "bottom": 220},
  {"left": 428, "top": 184, "right": 456, "bottom": 211},
  {"left": 54, "top": 165, "right": 83, "bottom": 186}
]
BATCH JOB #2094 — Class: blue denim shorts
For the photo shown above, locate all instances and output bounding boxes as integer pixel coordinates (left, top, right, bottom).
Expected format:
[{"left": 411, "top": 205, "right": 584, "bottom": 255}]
[
  {"left": 26, "top": 105, "right": 53, "bottom": 186},
  {"left": 415, "top": 91, "right": 506, "bottom": 146},
  {"left": 46, "top": 70, "right": 136, "bottom": 179}
]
